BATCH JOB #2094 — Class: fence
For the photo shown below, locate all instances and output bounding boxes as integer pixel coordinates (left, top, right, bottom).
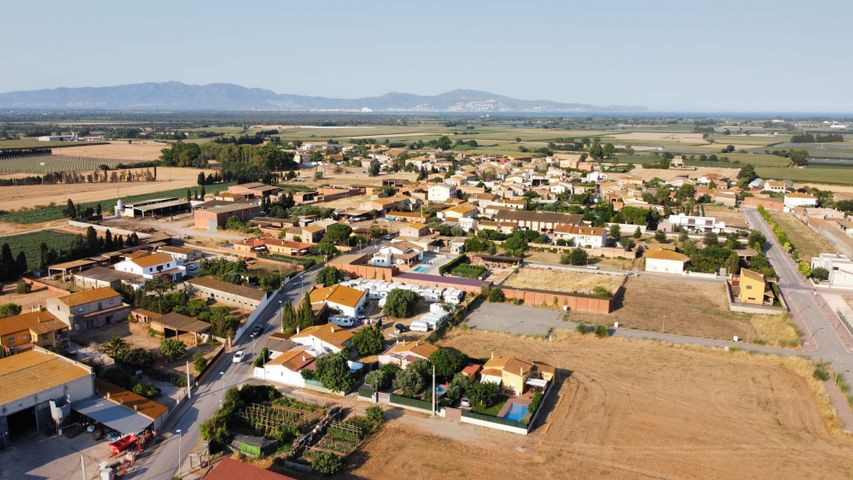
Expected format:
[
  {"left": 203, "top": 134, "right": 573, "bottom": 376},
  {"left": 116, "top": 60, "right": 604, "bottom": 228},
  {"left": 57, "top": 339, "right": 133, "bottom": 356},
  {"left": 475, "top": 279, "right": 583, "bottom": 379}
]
[{"left": 67, "top": 220, "right": 152, "bottom": 238}]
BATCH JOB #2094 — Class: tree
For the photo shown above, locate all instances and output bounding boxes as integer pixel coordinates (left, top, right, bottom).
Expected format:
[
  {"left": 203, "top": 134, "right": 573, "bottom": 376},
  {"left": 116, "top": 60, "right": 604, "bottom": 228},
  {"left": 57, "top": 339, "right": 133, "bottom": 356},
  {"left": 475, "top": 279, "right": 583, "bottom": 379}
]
[
  {"left": 566, "top": 248, "right": 589, "bottom": 266},
  {"left": 39, "top": 242, "right": 49, "bottom": 269},
  {"left": 619, "top": 238, "right": 635, "bottom": 251},
  {"left": 225, "top": 216, "right": 246, "bottom": 231},
  {"left": 394, "top": 359, "right": 430, "bottom": 397},
  {"left": 384, "top": 289, "right": 419, "bottom": 318},
  {"left": 159, "top": 338, "right": 187, "bottom": 361},
  {"left": 368, "top": 159, "right": 380, "bottom": 177},
  {"left": 281, "top": 301, "right": 298, "bottom": 334},
  {"left": 654, "top": 230, "right": 667, "bottom": 243},
  {"left": 63, "top": 199, "right": 77, "bottom": 219},
  {"left": 311, "top": 452, "right": 343, "bottom": 475},
  {"left": 811, "top": 267, "right": 830, "bottom": 281},
  {"left": 317, "top": 266, "right": 345, "bottom": 287},
  {"left": 445, "top": 372, "right": 473, "bottom": 403},
  {"left": 193, "top": 354, "right": 208, "bottom": 373},
  {"left": 703, "top": 232, "right": 719, "bottom": 247},
  {"left": 85, "top": 226, "right": 98, "bottom": 255},
  {"left": 314, "top": 352, "right": 354, "bottom": 392},
  {"left": 748, "top": 231, "right": 766, "bottom": 250},
  {"left": 608, "top": 224, "right": 621, "bottom": 242},
  {"left": 99, "top": 336, "right": 129, "bottom": 358},
  {"left": 0, "top": 303, "right": 21, "bottom": 319},
  {"left": 1, "top": 243, "right": 15, "bottom": 281},
  {"left": 503, "top": 233, "right": 529, "bottom": 257},
  {"left": 365, "top": 369, "right": 392, "bottom": 391},
  {"left": 429, "top": 349, "right": 465, "bottom": 379},
  {"left": 487, "top": 286, "right": 506, "bottom": 303},
  {"left": 351, "top": 324, "right": 385, "bottom": 356},
  {"left": 633, "top": 227, "right": 642, "bottom": 239},
  {"left": 789, "top": 149, "right": 809, "bottom": 166},
  {"left": 724, "top": 251, "right": 741, "bottom": 275},
  {"left": 297, "top": 295, "right": 315, "bottom": 330},
  {"left": 466, "top": 381, "right": 500, "bottom": 408},
  {"left": 197, "top": 171, "right": 206, "bottom": 185},
  {"left": 14, "top": 251, "right": 27, "bottom": 276},
  {"left": 16, "top": 280, "right": 31, "bottom": 294},
  {"left": 324, "top": 223, "right": 353, "bottom": 245}
]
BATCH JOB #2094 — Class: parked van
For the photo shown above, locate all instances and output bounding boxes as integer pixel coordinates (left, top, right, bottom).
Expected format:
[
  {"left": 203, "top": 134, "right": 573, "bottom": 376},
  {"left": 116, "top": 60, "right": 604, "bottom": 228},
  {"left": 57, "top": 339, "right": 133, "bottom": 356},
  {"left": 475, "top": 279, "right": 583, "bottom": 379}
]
[{"left": 330, "top": 315, "right": 355, "bottom": 327}]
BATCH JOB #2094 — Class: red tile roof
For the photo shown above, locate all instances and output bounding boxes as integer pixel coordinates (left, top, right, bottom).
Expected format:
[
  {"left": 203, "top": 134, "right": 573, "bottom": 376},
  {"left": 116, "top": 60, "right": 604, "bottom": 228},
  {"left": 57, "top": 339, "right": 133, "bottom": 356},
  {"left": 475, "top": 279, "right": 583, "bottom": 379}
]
[{"left": 203, "top": 458, "right": 296, "bottom": 480}]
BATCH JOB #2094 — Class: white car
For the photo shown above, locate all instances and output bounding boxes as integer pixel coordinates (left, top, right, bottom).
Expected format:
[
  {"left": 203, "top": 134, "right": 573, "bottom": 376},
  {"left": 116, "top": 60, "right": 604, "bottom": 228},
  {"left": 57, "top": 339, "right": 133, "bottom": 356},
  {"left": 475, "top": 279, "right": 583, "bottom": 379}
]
[{"left": 232, "top": 350, "right": 246, "bottom": 363}]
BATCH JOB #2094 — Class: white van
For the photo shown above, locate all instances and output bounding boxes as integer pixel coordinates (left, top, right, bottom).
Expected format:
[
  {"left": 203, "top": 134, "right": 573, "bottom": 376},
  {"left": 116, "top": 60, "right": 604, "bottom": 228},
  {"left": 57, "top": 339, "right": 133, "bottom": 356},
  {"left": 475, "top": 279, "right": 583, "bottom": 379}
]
[
  {"left": 409, "top": 321, "right": 431, "bottom": 332},
  {"left": 330, "top": 316, "right": 355, "bottom": 327}
]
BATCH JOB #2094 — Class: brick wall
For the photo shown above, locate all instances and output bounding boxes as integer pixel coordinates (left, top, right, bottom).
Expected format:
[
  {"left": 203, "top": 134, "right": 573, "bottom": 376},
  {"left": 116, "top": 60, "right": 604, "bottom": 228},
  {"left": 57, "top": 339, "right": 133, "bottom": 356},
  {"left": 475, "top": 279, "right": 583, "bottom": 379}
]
[{"left": 501, "top": 287, "right": 615, "bottom": 314}]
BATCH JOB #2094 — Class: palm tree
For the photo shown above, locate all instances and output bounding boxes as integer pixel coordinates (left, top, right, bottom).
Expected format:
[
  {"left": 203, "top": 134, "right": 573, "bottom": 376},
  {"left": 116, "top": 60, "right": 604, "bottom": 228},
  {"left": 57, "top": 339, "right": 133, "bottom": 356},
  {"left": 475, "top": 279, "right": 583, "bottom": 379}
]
[{"left": 99, "top": 336, "right": 128, "bottom": 357}]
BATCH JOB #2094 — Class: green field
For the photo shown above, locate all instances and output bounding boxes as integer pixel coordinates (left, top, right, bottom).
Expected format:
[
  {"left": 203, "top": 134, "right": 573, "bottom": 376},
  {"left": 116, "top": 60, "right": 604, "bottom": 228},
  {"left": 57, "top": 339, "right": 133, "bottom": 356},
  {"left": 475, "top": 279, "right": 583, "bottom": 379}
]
[
  {"left": 0, "top": 182, "right": 235, "bottom": 224},
  {"left": 1, "top": 229, "right": 81, "bottom": 269}
]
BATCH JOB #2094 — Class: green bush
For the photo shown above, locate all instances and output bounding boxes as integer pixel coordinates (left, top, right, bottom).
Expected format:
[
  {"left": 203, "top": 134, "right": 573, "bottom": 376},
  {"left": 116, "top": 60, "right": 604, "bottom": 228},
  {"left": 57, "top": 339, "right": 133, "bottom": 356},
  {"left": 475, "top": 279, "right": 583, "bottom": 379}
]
[
  {"left": 594, "top": 324, "right": 609, "bottom": 338},
  {"left": 310, "top": 451, "right": 343, "bottom": 475},
  {"left": 15, "top": 280, "right": 31, "bottom": 294},
  {"left": 487, "top": 287, "right": 505, "bottom": 303},
  {"left": 366, "top": 405, "right": 384, "bottom": 426},
  {"left": 384, "top": 289, "right": 419, "bottom": 318},
  {"left": 529, "top": 391, "right": 544, "bottom": 416},
  {"left": 813, "top": 365, "right": 831, "bottom": 381},
  {"left": 159, "top": 338, "right": 187, "bottom": 361},
  {"left": 132, "top": 382, "right": 160, "bottom": 398},
  {"left": 193, "top": 354, "right": 208, "bottom": 373},
  {"left": 576, "top": 322, "right": 589, "bottom": 335}
]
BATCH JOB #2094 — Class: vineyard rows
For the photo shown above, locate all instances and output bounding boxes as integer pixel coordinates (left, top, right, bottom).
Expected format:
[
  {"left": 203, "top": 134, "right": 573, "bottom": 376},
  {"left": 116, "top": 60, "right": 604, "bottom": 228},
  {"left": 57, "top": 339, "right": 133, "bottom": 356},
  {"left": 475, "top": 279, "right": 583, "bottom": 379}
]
[{"left": 0, "top": 154, "right": 150, "bottom": 174}]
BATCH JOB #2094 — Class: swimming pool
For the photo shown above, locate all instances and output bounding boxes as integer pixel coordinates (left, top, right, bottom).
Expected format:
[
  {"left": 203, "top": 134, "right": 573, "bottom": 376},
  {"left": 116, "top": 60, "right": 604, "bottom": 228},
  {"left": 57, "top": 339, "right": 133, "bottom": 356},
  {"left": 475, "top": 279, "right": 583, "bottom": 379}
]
[
  {"left": 503, "top": 403, "right": 528, "bottom": 422},
  {"left": 435, "top": 384, "right": 447, "bottom": 396},
  {"left": 412, "top": 265, "right": 430, "bottom": 273}
]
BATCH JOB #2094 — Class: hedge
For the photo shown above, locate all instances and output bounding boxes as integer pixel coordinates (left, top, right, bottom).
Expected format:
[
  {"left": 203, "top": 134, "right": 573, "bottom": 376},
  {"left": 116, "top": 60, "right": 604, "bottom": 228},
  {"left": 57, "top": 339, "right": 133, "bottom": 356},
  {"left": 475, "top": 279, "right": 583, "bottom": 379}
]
[
  {"left": 461, "top": 409, "right": 527, "bottom": 429},
  {"left": 438, "top": 254, "right": 468, "bottom": 276},
  {"left": 358, "top": 385, "right": 374, "bottom": 398},
  {"left": 389, "top": 393, "right": 432, "bottom": 410}
]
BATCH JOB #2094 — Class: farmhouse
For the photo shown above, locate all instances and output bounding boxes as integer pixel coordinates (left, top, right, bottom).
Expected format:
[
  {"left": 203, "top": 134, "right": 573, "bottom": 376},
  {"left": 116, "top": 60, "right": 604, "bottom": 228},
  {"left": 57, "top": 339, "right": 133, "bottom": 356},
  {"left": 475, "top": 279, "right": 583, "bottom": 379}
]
[
  {"left": 784, "top": 193, "right": 818, "bottom": 212},
  {"left": 309, "top": 284, "right": 367, "bottom": 318},
  {"left": 290, "top": 324, "right": 354, "bottom": 354},
  {"left": 114, "top": 252, "right": 185, "bottom": 281},
  {"left": 552, "top": 224, "right": 607, "bottom": 248},
  {"left": 47, "top": 287, "right": 132, "bottom": 332}
]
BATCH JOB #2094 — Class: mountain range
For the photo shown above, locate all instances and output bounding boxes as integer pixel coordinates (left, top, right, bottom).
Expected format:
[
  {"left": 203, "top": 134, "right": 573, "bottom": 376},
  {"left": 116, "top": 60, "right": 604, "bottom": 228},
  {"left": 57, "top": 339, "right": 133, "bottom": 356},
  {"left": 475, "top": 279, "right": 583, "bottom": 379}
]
[{"left": 0, "top": 82, "right": 646, "bottom": 113}]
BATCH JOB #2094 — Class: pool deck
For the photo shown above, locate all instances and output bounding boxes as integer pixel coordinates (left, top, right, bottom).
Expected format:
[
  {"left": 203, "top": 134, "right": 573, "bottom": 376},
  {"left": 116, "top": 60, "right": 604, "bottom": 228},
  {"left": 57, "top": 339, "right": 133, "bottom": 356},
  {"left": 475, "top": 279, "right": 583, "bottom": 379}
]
[{"left": 498, "top": 396, "right": 531, "bottom": 419}]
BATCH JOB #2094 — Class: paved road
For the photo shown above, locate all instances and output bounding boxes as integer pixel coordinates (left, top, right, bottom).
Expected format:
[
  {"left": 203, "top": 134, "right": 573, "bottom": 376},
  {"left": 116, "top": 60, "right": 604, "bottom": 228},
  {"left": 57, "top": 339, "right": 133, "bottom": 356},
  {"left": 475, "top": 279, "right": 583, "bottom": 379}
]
[
  {"left": 129, "top": 268, "right": 319, "bottom": 480},
  {"left": 743, "top": 207, "right": 853, "bottom": 429}
]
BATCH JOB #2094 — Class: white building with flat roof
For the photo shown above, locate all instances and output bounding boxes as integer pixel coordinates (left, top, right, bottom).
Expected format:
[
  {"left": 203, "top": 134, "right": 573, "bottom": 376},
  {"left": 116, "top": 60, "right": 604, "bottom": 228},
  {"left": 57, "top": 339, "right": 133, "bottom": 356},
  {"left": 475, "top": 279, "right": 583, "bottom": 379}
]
[{"left": 811, "top": 253, "right": 853, "bottom": 288}]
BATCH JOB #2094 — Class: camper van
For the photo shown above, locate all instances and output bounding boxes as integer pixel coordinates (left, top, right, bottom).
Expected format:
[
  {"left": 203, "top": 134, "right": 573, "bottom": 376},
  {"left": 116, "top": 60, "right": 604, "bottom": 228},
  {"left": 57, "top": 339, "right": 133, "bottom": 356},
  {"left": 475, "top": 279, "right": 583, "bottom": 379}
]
[{"left": 329, "top": 315, "right": 355, "bottom": 327}]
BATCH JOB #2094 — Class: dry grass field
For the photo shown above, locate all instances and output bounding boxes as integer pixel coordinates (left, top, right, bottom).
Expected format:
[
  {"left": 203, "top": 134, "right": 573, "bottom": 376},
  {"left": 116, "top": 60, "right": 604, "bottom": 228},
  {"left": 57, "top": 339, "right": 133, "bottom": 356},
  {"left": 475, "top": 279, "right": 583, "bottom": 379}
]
[
  {"left": 623, "top": 166, "right": 741, "bottom": 182},
  {"left": 524, "top": 250, "right": 639, "bottom": 270},
  {"left": 0, "top": 167, "right": 214, "bottom": 213},
  {"left": 351, "top": 330, "right": 851, "bottom": 480},
  {"left": 769, "top": 212, "right": 838, "bottom": 261},
  {"left": 571, "top": 277, "right": 800, "bottom": 346},
  {"left": 51, "top": 140, "right": 169, "bottom": 161},
  {"left": 703, "top": 205, "right": 747, "bottom": 228},
  {"left": 503, "top": 267, "right": 624, "bottom": 294}
]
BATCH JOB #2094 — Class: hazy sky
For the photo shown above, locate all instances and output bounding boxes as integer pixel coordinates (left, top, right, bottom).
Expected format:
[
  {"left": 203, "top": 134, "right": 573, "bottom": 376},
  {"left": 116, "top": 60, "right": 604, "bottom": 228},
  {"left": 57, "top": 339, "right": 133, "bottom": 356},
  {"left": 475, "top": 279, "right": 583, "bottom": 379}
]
[{"left": 2, "top": 0, "right": 852, "bottom": 112}]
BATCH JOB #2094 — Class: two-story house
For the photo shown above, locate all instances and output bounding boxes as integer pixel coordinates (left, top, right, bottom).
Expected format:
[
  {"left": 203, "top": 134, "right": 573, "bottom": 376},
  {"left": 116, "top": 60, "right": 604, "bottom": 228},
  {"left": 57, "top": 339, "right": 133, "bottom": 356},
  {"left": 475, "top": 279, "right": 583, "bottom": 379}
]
[
  {"left": 114, "top": 252, "right": 185, "bottom": 281},
  {"left": 47, "top": 287, "right": 132, "bottom": 332},
  {"left": 0, "top": 310, "right": 69, "bottom": 354}
]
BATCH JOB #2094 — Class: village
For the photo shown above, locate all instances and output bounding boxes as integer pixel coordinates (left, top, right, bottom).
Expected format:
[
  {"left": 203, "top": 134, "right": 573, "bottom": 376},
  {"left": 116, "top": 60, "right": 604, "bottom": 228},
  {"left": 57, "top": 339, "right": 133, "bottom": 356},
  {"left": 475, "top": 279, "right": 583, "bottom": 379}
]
[{"left": 3, "top": 126, "right": 853, "bottom": 480}]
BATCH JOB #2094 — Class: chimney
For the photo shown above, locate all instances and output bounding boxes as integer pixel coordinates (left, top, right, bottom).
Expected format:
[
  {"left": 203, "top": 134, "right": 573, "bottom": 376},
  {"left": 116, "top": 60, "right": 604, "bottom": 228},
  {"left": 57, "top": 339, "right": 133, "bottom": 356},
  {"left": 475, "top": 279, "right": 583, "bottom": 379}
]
[
  {"left": 490, "top": 351, "right": 494, "bottom": 360},
  {"left": 296, "top": 326, "right": 300, "bottom": 334}
]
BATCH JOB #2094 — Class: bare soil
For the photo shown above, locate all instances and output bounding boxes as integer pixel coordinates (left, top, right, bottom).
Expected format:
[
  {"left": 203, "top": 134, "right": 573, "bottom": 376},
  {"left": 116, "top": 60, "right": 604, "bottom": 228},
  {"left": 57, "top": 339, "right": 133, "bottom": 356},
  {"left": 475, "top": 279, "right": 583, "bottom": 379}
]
[
  {"left": 52, "top": 141, "right": 169, "bottom": 161},
  {"left": 351, "top": 330, "right": 853, "bottom": 480},
  {"left": 503, "top": 267, "right": 624, "bottom": 294}
]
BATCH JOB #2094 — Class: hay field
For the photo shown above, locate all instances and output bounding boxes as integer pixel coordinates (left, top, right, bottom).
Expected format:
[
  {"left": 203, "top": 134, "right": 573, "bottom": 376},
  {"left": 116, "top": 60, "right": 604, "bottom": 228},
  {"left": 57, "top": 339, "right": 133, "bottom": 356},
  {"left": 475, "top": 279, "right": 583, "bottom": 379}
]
[
  {"left": 0, "top": 167, "right": 214, "bottom": 214},
  {"left": 503, "top": 267, "right": 624, "bottom": 294},
  {"left": 702, "top": 205, "right": 747, "bottom": 228},
  {"left": 352, "top": 330, "right": 851, "bottom": 480},
  {"left": 625, "top": 166, "right": 740, "bottom": 182},
  {"left": 51, "top": 140, "right": 169, "bottom": 161},
  {"left": 769, "top": 212, "right": 838, "bottom": 261}
]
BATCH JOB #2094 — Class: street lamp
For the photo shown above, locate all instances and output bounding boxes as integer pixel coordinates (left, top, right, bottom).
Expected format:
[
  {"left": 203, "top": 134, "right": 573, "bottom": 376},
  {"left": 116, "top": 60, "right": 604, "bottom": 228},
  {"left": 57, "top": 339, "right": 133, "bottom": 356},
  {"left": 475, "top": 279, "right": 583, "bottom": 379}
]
[{"left": 176, "top": 429, "right": 182, "bottom": 475}]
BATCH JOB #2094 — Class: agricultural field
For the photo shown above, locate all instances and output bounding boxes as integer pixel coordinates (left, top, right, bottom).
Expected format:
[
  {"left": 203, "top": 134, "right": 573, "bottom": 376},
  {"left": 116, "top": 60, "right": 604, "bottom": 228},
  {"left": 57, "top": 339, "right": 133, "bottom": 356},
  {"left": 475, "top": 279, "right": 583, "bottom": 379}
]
[
  {"left": 502, "top": 267, "right": 624, "bottom": 295},
  {"left": 0, "top": 177, "right": 231, "bottom": 224},
  {"left": 769, "top": 212, "right": 837, "bottom": 261},
  {"left": 571, "top": 277, "right": 801, "bottom": 346},
  {"left": 702, "top": 205, "right": 747, "bottom": 229},
  {"left": 0, "top": 154, "right": 152, "bottom": 175},
  {"left": 0, "top": 229, "right": 80, "bottom": 269},
  {"left": 0, "top": 139, "right": 101, "bottom": 149},
  {"left": 353, "top": 329, "right": 851, "bottom": 480},
  {"left": 49, "top": 141, "right": 168, "bottom": 161},
  {"left": 0, "top": 167, "right": 217, "bottom": 222}
]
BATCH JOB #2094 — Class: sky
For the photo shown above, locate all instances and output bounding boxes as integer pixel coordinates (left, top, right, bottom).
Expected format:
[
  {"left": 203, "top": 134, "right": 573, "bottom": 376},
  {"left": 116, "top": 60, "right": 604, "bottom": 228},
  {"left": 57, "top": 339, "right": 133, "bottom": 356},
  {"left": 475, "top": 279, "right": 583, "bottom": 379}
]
[{"left": 2, "top": 0, "right": 852, "bottom": 112}]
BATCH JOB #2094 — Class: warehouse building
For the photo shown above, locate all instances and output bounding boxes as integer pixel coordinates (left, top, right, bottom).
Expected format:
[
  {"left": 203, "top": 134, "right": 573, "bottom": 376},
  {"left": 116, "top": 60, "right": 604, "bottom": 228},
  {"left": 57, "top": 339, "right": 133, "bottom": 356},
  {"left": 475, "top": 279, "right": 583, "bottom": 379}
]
[{"left": 193, "top": 202, "right": 261, "bottom": 231}]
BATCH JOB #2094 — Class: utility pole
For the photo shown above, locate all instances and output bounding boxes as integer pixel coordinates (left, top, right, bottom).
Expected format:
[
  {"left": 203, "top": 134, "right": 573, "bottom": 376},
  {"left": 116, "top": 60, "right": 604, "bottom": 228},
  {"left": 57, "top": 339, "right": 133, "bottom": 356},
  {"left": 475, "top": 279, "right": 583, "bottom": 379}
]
[
  {"left": 81, "top": 454, "right": 87, "bottom": 480},
  {"left": 176, "top": 429, "right": 183, "bottom": 475},
  {"left": 185, "top": 361, "right": 192, "bottom": 399},
  {"left": 431, "top": 365, "right": 436, "bottom": 416}
]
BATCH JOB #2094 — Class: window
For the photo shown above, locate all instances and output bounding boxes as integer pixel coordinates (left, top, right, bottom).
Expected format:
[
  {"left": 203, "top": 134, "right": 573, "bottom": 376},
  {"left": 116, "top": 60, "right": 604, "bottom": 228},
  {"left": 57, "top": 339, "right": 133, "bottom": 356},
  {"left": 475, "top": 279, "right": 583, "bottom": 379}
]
[{"left": 746, "top": 285, "right": 752, "bottom": 290}]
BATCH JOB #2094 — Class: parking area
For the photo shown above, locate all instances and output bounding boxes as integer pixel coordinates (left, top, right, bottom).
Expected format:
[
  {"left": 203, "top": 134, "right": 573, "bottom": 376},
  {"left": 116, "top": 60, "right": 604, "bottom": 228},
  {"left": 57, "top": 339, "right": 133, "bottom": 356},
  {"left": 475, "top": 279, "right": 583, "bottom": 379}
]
[
  {"left": 0, "top": 429, "right": 115, "bottom": 480},
  {"left": 465, "top": 302, "right": 566, "bottom": 336}
]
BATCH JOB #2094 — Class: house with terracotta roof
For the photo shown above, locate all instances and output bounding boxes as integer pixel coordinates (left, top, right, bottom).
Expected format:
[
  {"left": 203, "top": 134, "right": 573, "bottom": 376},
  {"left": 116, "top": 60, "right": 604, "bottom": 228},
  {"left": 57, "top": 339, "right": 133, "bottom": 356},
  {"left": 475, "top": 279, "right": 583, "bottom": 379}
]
[
  {"left": 203, "top": 457, "right": 296, "bottom": 480},
  {"left": 643, "top": 249, "right": 690, "bottom": 274},
  {"left": 309, "top": 284, "right": 367, "bottom": 318},
  {"left": 232, "top": 237, "right": 312, "bottom": 256},
  {"left": 47, "top": 287, "right": 132, "bottom": 332},
  {"left": 552, "top": 224, "right": 607, "bottom": 248},
  {"left": 114, "top": 252, "right": 185, "bottom": 281},
  {"left": 378, "top": 340, "right": 438, "bottom": 369},
  {"left": 784, "top": 192, "right": 818, "bottom": 212},
  {"left": 256, "top": 347, "right": 317, "bottom": 387},
  {"left": 438, "top": 203, "right": 477, "bottom": 222},
  {"left": 480, "top": 354, "right": 555, "bottom": 397},
  {"left": 290, "top": 324, "right": 354, "bottom": 354},
  {"left": 0, "top": 310, "right": 68, "bottom": 354}
]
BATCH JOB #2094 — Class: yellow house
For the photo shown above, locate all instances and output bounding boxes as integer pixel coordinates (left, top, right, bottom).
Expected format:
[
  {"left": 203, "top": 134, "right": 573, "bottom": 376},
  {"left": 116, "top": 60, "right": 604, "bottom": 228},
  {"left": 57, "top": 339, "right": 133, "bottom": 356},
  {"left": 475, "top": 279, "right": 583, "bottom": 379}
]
[
  {"left": 0, "top": 310, "right": 69, "bottom": 354},
  {"left": 480, "top": 355, "right": 555, "bottom": 396},
  {"left": 738, "top": 268, "right": 768, "bottom": 305}
]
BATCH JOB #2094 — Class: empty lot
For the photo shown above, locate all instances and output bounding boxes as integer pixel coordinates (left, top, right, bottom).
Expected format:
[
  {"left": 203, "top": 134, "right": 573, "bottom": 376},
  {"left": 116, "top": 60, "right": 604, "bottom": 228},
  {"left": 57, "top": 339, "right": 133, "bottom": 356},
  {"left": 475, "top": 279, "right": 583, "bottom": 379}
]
[
  {"left": 51, "top": 140, "right": 169, "bottom": 161},
  {"left": 466, "top": 302, "right": 564, "bottom": 336},
  {"left": 503, "top": 267, "right": 624, "bottom": 295},
  {"left": 571, "top": 276, "right": 800, "bottom": 346},
  {"left": 351, "top": 330, "right": 852, "bottom": 480}
]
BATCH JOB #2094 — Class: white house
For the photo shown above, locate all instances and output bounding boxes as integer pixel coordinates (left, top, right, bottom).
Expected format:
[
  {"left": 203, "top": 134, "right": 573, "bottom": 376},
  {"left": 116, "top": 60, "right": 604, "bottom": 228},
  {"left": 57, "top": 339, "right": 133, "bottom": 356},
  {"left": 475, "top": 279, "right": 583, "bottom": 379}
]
[
  {"left": 763, "top": 180, "right": 790, "bottom": 193},
  {"left": 784, "top": 193, "right": 818, "bottom": 212},
  {"left": 369, "top": 243, "right": 423, "bottom": 267},
  {"left": 257, "top": 348, "right": 316, "bottom": 388},
  {"left": 811, "top": 253, "right": 853, "bottom": 288},
  {"left": 378, "top": 341, "right": 438, "bottom": 369},
  {"left": 290, "top": 324, "right": 354, "bottom": 354},
  {"left": 114, "top": 252, "right": 185, "bottom": 281},
  {"left": 666, "top": 214, "right": 726, "bottom": 233},
  {"left": 428, "top": 184, "right": 456, "bottom": 203},
  {"left": 552, "top": 224, "right": 607, "bottom": 248},
  {"left": 644, "top": 249, "right": 689, "bottom": 274}
]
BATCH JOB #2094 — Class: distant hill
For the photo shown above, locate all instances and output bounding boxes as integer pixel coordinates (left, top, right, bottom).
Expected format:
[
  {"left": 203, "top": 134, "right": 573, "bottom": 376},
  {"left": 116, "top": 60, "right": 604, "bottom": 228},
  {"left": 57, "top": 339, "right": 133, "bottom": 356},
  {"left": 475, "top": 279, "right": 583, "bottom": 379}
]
[{"left": 0, "top": 82, "right": 646, "bottom": 113}]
